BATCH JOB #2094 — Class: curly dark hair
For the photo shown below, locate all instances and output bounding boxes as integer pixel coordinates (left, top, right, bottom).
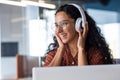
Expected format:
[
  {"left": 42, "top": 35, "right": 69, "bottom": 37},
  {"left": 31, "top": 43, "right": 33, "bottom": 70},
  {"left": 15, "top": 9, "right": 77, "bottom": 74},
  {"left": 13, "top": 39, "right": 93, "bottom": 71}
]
[{"left": 46, "top": 4, "right": 113, "bottom": 64}]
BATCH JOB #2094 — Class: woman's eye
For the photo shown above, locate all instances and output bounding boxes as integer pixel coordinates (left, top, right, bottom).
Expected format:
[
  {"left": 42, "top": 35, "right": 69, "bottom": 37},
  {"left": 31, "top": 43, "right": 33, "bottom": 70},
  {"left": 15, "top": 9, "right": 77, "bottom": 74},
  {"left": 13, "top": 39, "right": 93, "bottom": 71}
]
[
  {"left": 55, "top": 25, "right": 59, "bottom": 28},
  {"left": 61, "top": 22, "right": 67, "bottom": 26}
]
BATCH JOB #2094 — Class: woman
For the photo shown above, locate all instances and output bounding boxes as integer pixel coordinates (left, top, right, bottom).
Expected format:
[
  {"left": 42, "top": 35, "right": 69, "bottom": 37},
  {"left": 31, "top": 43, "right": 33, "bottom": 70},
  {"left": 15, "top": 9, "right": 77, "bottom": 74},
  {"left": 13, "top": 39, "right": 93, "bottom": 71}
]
[{"left": 43, "top": 4, "right": 113, "bottom": 67}]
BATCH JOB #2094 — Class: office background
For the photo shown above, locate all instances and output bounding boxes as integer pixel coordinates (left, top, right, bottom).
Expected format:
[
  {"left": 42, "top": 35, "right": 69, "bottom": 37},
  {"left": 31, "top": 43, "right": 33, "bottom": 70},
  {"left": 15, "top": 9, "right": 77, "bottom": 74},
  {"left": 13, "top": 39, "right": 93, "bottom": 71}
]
[{"left": 0, "top": 0, "right": 120, "bottom": 79}]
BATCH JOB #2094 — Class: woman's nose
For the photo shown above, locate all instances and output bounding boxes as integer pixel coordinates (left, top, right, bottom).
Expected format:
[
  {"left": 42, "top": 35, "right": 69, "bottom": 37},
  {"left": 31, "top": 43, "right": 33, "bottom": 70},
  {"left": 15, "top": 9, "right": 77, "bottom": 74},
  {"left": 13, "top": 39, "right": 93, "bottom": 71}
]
[{"left": 56, "top": 27, "right": 63, "bottom": 33}]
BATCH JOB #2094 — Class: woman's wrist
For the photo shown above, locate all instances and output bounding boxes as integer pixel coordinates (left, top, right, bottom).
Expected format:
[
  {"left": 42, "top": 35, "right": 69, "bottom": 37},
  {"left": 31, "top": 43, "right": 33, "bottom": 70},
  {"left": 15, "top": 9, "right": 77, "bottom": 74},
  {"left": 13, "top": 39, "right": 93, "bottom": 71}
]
[{"left": 58, "top": 47, "right": 65, "bottom": 53}]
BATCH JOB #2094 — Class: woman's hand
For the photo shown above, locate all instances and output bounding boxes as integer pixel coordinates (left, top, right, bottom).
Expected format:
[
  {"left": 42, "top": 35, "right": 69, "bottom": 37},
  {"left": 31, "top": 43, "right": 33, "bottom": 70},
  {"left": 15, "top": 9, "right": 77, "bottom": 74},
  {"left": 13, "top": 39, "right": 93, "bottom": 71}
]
[
  {"left": 77, "top": 22, "right": 88, "bottom": 66},
  {"left": 77, "top": 22, "right": 88, "bottom": 50},
  {"left": 55, "top": 31, "right": 65, "bottom": 50},
  {"left": 46, "top": 32, "right": 65, "bottom": 66}
]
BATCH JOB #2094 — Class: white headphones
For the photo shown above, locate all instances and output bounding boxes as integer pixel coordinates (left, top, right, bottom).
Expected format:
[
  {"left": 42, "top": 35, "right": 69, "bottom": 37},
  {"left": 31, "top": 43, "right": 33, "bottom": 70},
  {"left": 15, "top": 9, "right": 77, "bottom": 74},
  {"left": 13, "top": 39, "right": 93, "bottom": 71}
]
[{"left": 69, "top": 3, "right": 86, "bottom": 32}]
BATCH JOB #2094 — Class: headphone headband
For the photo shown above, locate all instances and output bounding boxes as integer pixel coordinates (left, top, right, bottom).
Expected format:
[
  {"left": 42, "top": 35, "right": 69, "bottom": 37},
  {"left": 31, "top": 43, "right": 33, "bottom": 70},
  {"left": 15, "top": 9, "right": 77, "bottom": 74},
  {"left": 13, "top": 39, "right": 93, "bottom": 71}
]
[
  {"left": 68, "top": 3, "right": 86, "bottom": 26},
  {"left": 68, "top": 3, "right": 86, "bottom": 31}
]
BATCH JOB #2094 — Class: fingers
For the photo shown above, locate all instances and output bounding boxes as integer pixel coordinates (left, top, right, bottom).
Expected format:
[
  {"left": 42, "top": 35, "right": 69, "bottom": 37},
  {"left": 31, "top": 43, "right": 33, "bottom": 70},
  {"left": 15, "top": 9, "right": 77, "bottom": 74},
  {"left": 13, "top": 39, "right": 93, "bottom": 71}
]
[
  {"left": 55, "top": 31, "right": 61, "bottom": 43},
  {"left": 55, "top": 31, "right": 64, "bottom": 47},
  {"left": 77, "top": 22, "right": 88, "bottom": 49},
  {"left": 83, "top": 22, "right": 88, "bottom": 37},
  {"left": 78, "top": 21, "right": 88, "bottom": 39},
  {"left": 78, "top": 26, "right": 83, "bottom": 37}
]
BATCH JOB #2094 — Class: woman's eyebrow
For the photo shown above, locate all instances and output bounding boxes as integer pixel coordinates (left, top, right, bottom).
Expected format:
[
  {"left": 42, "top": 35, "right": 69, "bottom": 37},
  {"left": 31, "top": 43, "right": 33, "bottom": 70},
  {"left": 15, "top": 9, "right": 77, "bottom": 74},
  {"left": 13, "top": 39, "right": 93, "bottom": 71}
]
[{"left": 55, "top": 20, "right": 68, "bottom": 24}]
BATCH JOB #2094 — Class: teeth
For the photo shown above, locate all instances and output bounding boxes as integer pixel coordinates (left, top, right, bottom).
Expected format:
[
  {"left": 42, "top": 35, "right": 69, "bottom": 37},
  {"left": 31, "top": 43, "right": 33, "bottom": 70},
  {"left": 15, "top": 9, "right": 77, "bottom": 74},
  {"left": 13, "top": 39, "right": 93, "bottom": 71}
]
[
  {"left": 62, "top": 33, "right": 66, "bottom": 36},
  {"left": 60, "top": 33, "right": 66, "bottom": 38}
]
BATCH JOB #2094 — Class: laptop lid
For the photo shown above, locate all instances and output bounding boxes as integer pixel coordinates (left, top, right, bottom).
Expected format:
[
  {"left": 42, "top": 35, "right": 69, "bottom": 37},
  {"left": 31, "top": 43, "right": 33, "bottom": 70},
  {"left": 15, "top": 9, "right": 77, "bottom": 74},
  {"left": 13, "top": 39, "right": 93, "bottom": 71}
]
[{"left": 32, "top": 65, "right": 120, "bottom": 80}]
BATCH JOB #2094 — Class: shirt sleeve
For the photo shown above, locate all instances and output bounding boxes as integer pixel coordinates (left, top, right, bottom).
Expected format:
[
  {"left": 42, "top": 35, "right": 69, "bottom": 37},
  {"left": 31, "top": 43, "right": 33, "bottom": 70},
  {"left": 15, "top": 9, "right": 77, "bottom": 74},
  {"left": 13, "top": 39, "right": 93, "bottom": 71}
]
[
  {"left": 88, "top": 48, "right": 105, "bottom": 65},
  {"left": 43, "top": 50, "right": 56, "bottom": 67}
]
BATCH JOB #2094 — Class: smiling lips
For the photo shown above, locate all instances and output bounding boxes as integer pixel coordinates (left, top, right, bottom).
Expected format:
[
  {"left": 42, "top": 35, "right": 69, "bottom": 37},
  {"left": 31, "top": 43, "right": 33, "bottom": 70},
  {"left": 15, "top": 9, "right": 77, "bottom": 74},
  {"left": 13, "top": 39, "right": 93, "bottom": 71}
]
[{"left": 59, "top": 33, "right": 67, "bottom": 39}]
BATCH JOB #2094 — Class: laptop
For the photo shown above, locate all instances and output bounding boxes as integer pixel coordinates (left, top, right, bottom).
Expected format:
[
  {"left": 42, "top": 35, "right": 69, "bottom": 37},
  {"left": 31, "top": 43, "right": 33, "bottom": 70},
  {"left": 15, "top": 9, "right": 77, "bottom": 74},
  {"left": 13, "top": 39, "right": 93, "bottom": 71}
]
[{"left": 32, "top": 64, "right": 120, "bottom": 80}]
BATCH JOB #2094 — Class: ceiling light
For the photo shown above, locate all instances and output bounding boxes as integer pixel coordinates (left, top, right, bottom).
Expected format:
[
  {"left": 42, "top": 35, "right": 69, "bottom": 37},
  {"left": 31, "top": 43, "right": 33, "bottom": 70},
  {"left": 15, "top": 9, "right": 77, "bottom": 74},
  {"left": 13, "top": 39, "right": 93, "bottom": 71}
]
[
  {"left": 38, "top": 2, "right": 56, "bottom": 9},
  {"left": 0, "top": 0, "right": 26, "bottom": 7},
  {"left": 21, "top": 0, "right": 56, "bottom": 9}
]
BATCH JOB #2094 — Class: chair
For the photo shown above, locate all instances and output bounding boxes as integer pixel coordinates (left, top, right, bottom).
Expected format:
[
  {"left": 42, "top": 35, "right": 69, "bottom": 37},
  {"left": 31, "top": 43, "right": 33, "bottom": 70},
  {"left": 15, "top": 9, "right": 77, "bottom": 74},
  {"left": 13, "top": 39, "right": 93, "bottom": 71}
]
[{"left": 16, "top": 54, "right": 39, "bottom": 80}]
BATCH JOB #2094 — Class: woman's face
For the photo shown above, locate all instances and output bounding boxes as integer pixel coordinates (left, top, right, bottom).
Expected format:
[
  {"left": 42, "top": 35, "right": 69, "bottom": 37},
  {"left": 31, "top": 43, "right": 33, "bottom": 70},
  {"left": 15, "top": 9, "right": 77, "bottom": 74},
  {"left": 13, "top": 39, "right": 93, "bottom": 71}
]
[{"left": 55, "top": 11, "right": 78, "bottom": 44}]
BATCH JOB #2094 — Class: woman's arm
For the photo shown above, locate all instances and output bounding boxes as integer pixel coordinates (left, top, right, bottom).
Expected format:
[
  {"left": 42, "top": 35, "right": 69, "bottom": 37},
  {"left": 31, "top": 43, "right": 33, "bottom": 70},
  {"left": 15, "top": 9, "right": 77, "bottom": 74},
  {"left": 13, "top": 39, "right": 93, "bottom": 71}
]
[
  {"left": 43, "top": 46, "right": 65, "bottom": 67},
  {"left": 78, "top": 48, "right": 88, "bottom": 66},
  {"left": 77, "top": 22, "right": 88, "bottom": 66},
  {"left": 43, "top": 31, "right": 65, "bottom": 67}
]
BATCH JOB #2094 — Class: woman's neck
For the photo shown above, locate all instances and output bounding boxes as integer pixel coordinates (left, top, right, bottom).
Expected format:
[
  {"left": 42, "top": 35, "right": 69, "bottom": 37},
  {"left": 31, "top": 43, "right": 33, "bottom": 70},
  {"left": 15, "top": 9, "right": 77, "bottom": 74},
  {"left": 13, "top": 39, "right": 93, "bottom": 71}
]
[{"left": 68, "top": 34, "right": 79, "bottom": 57}]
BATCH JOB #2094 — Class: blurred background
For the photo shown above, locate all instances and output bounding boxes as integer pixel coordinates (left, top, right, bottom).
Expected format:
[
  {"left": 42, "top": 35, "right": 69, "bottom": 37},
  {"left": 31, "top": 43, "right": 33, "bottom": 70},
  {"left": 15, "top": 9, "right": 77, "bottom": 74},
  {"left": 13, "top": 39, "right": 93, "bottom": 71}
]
[{"left": 0, "top": 0, "right": 120, "bottom": 79}]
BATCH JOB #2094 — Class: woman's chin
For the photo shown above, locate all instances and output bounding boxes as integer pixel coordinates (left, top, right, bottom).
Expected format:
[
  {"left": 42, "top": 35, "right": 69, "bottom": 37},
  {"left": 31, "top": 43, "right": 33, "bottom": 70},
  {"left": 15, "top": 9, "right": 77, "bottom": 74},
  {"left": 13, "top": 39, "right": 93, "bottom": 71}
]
[{"left": 62, "top": 40, "right": 68, "bottom": 44}]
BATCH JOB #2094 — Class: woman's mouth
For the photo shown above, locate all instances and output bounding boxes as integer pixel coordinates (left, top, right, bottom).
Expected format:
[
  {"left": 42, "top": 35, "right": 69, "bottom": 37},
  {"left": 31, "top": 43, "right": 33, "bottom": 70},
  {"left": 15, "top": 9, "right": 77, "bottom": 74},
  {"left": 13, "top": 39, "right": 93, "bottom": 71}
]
[{"left": 59, "top": 33, "right": 67, "bottom": 39}]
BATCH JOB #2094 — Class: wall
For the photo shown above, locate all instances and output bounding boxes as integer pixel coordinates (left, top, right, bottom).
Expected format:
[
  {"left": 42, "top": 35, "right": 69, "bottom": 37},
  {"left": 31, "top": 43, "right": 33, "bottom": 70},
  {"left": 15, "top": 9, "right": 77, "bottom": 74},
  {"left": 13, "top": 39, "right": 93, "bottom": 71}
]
[
  {"left": 0, "top": 4, "right": 25, "bottom": 79},
  {"left": 0, "top": 4, "right": 26, "bottom": 55},
  {"left": 87, "top": 8, "right": 120, "bottom": 58},
  {"left": 0, "top": 4, "right": 40, "bottom": 79},
  {"left": 1, "top": 57, "right": 16, "bottom": 79},
  {"left": 0, "top": 19, "right": 1, "bottom": 79}
]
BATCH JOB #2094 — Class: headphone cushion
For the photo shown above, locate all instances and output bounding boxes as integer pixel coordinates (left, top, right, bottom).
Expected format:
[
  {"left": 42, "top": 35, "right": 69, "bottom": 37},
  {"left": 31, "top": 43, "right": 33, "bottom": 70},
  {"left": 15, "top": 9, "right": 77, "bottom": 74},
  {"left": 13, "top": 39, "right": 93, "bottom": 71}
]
[{"left": 75, "top": 18, "right": 82, "bottom": 32}]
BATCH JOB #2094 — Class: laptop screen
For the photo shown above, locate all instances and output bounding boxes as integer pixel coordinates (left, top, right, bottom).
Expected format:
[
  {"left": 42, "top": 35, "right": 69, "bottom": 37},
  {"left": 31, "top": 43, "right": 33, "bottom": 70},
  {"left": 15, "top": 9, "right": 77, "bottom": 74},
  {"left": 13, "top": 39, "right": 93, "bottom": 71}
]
[{"left": 32, "top": 65, "right": 120, "bottom": 80}]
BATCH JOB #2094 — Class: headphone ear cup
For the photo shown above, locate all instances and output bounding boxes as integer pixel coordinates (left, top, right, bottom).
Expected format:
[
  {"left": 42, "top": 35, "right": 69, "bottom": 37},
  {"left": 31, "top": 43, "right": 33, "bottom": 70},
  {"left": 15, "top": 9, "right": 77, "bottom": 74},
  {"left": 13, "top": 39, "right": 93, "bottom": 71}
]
[{"left": 75, "top": 18, "right": 82, "bottom": 32}]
